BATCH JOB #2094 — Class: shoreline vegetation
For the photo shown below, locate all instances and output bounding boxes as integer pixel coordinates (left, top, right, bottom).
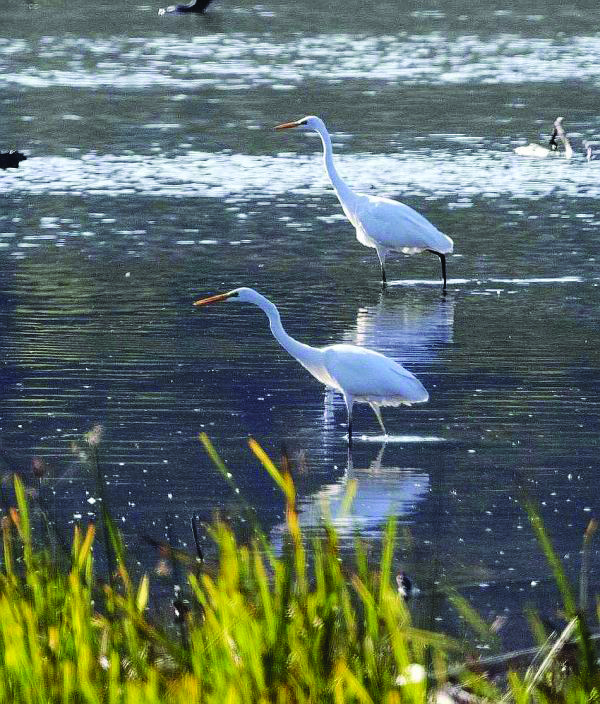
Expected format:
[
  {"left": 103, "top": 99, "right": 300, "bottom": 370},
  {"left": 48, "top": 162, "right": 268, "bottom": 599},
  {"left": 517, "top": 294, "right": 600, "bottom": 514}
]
[{"left": 0, "top": 429, "right": 597, "bottom": 703}]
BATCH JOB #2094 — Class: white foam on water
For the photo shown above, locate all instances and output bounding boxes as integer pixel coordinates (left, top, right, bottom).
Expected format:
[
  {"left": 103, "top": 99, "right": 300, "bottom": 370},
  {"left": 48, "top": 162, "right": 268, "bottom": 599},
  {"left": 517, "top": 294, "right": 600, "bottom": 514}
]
[
  {"left": 388, "top": 278, "right": 472, "bottom": 286},
  {"left": 351, "top": 434, "right": 446, "bottom": 444},
  {"left": 489, "top": 276, "right": 583, "bottom": 284}
]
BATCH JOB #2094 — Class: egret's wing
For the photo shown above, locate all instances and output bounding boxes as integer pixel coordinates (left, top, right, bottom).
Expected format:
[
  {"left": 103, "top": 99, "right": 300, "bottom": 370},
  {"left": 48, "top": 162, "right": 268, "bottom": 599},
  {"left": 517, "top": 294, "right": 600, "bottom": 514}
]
[
  {"left": 323, "top": 345, "right": 428, "bottom": 404},
  {"left": 356, "top": 194, "right": 453, "bottom": 254}
]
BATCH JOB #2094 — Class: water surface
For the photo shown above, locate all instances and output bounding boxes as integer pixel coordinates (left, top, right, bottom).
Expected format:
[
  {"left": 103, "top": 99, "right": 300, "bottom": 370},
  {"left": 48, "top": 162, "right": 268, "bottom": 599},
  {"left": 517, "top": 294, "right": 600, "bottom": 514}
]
[{"left": 1, "top": 0, "right": 600, "bottom": 649}]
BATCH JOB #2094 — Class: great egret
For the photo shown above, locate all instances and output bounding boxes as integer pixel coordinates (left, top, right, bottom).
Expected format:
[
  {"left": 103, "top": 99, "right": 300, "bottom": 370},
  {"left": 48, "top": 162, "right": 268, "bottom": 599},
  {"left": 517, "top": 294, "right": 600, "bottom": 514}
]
[
  {"left": 274, "top": 116, "right": 453, "bottom": 288},
  {"left": 514, "top": 116, "right": 573, "bottom": 159},
  {"left": 194, "top": 287, "right": 429, "bottom": 442}
]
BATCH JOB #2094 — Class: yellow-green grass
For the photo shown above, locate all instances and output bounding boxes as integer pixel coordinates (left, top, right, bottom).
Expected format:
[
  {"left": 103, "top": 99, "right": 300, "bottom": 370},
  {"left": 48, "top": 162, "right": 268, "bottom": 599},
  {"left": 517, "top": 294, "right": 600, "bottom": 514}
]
[{"left": 0, "top": 432, "right": 596, "bottom": 703}]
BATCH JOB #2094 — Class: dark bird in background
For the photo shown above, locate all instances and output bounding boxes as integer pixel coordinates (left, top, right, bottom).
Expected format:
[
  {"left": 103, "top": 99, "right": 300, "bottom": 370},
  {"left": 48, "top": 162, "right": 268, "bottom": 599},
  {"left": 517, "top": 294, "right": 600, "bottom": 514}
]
[
  {"left": 160, "top": 0, "right": 213, "bottom": 14},
  {"left": 396, "top": 571, "right": 413, "bottom": 600},
  {"left": 0, "top": 150, "right": 27, "bottom": 170}
]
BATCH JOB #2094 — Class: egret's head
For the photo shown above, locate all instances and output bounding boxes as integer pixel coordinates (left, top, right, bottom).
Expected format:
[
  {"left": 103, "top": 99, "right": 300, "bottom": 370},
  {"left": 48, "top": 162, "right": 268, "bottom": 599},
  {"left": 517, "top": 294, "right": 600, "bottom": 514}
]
[
  {"left": 194, "top": 287, "right": 256, "bottom": 307},
  {"left": 274, "top": 115, "right": 325, "bottom": 133}
]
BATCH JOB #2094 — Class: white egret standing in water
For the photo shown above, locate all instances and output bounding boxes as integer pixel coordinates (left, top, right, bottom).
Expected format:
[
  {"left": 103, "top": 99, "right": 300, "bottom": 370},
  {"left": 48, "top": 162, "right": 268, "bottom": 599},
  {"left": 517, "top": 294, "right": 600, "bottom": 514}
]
[
  {"left": 275, "top": 116, "right": 454, "bottom": 288},
  {"left": 194, "top": 287, "right": 429, "bottom": 442}
]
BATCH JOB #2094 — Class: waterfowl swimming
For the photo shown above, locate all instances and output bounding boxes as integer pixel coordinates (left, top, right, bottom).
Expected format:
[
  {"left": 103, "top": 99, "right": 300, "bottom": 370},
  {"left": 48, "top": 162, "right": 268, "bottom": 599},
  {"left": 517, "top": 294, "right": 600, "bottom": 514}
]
[
  {"left": 514, "top": 116, "right": 573, "bottom": 159},
  {"left": 159, "top": 0, "right": 212, "bottom": 13},
  {"left": 0, "top": 150, "right": 27, "bottom": 170},
  {"left": 397, "top": 571, "right": 421, "bottom": 600}
]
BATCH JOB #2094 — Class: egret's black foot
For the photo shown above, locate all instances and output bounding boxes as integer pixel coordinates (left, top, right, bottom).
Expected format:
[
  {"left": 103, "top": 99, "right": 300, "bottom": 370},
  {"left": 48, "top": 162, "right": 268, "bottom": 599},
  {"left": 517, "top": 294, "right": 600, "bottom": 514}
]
[{"left": 380, "top": 264, "right": 387, "bottom": 287}]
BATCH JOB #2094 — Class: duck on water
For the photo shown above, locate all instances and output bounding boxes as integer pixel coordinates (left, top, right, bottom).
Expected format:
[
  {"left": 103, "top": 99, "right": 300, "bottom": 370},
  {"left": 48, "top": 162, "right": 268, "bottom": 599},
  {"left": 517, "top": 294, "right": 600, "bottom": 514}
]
[
  {"left": 0, "top": 151, "right": 27, "bottom": 170},
  {"left": 159, "top": 0, "right": 212, "bottom": 13},
  {"left": 514, "top": 116, "right": 573, "bottom": 159}
]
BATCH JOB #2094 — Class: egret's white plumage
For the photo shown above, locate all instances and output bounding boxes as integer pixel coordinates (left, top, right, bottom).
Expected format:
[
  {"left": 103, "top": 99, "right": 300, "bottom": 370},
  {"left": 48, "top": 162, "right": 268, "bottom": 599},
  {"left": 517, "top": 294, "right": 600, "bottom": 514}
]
[
  {"left": 275, "top": 116, "right": 453, "bottom": 287},
  {"left": 194, "top": 287, "right": 428, "bottom": 441}
]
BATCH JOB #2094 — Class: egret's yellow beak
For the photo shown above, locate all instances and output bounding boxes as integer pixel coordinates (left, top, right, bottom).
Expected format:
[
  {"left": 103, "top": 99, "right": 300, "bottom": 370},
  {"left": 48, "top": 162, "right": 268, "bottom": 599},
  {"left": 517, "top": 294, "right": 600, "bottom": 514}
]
[
  {"left": 194, "top": 292, "right": 231, "bottom": 306},
  {"left": 274, "top": 120, "right": 301, "bottom": 130}
]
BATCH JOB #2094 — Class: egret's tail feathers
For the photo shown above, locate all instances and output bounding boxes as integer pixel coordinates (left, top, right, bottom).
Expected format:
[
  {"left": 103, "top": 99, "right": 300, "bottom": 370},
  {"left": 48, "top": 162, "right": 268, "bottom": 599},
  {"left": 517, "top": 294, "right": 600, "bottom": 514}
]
[
  {"left": 375, "top": 385, "right": 428, "bottom": 407},
  {"left": 403, "top": 377, "right": 429, "bottom": 404}
]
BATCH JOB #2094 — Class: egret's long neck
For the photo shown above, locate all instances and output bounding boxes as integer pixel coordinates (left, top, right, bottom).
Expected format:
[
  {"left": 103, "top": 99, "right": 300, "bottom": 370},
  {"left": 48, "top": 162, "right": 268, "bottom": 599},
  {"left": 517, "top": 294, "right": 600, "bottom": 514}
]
[
  {"left": 251, "top": 294, "right": 321, "bottom": 368},
  {"left": 316, "top": 125, "right": 356, "bottom": 207}
]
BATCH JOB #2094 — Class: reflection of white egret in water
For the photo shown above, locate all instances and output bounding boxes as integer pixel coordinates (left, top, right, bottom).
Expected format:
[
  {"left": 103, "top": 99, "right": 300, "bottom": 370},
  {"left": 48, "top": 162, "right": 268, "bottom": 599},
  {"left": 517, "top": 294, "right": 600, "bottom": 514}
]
[
  {"left": 324, "top": 293, "right": 454, "bottom": 435},
  {"left": 275, "top": 444, "right": 430, "bottom": 539},
  {"left": 349, "top": 292, "right": 454, "bottom": 363}
]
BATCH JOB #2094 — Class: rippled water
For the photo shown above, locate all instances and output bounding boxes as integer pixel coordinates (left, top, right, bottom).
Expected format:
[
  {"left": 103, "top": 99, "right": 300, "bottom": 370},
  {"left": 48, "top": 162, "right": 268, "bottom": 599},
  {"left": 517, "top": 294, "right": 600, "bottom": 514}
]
[
  {"left": 2, "top": 0, "right": 600, "bottom": 648},
  {"left": 5, "top": 32, "right": 600, "bottom": 90}
]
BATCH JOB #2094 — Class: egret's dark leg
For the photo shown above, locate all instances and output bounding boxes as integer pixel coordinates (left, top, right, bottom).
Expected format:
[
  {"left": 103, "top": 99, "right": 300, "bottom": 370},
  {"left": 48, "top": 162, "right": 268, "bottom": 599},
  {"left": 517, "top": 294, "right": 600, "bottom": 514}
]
[
  {"left": 426, "top": 249, "right": 447, "bottom": 289},
  {"left": 439, "top": 252, "right": 447, "bottom": 290},
  {"left": 375, "top": 248, "right": 388, "bottom": 287},
  {"left": 344, "top": 396, "right": 354, "bottom": 445},
  {"left": 429, "top": 250, "right": 447, "bottom": 290}
]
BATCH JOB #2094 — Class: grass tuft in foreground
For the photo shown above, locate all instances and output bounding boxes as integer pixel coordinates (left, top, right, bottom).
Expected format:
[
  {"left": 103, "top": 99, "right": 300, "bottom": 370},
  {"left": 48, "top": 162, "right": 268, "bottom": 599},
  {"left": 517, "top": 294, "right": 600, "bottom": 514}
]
[{"left": 0, "top": 431, "right": 597, "bottom": 703}]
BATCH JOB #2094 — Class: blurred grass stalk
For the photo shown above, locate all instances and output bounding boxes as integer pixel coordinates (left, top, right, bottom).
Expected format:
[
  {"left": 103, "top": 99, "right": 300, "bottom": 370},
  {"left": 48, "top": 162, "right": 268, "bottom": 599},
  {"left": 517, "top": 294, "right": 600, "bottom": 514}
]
[{"left": 0, "top": 431, "right": 596, "bottom": 703}]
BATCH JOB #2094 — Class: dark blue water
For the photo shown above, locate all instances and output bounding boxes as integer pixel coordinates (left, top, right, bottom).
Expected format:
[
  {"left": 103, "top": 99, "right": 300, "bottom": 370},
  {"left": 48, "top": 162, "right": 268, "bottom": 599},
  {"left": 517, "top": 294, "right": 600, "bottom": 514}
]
[{"left": 1, "top": 0, "right": 600, "bottom": 649}]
